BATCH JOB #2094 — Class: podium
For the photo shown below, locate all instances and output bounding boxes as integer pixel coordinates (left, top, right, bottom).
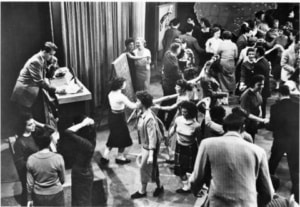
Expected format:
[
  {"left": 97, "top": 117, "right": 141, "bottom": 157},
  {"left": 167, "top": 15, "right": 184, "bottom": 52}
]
[
  {"left": 50, "top": 77, "right": 92, "bottom": 168},
  {"left": 51, "top": 78, "right": 92, "bottom": 131}
]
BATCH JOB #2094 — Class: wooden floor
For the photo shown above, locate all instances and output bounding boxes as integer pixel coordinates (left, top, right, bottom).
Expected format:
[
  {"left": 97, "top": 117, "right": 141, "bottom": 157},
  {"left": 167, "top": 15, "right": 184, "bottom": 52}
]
[{"left": 1, "top": 79, "right": 293, "bottom": 207}]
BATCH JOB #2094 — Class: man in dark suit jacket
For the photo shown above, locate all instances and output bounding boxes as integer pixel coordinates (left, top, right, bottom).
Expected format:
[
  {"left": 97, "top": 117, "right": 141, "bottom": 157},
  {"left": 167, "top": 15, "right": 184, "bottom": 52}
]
[
  {"left": 162, "top": 18, "right": 181, "bottom": 55},
  {"left": 190, "top": 113, "right": 274, "bottom": 207},
  {"left": 179, "top": 24, "right": 204, "bottom": 66},
  {"left": 254, "top": 46, "right": 271, "bottom": 118},
  {"left": 11, "top": 42, "right": 65, "bottom": 122},
  {"left": 236, "top": 24, "right": 251, "bottom": 56},
  {"left": 267, "top": 85, "right": 299, "bottom": 202}
]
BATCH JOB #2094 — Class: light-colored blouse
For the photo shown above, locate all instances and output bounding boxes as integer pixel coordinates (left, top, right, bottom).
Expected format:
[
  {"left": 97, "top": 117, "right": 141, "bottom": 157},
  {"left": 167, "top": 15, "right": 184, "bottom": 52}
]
[
  {"left": 133, "top": 48, "right": 151, "bottom": 70},
  {"left": 217, "top": 40, "right": 238, "bottom": 60},
  {"left": 108, "top": 90, "right": 136, "bottom": 111},
  {"left": 205, "top": 37, "right": 223, "bottom": 54},
  {"left": 174, "top": 116, "right": 201, "bottom": 146}
]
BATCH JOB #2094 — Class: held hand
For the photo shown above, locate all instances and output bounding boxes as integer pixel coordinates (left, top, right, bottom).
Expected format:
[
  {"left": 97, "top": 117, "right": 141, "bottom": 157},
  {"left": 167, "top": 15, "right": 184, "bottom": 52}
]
[
  {"left": 147, "top": 156, "right": 153, "bottom": 164},
  {"left": 152, "top": 104, "right": 161, "bottom": 110},
  {"left": 263, "top": 118, "right": 269, "bottom": 124},
  {"left": 27, "top": 201, "right": 33, "bottom": 207},
  {"left": 82, "top": 117, "right": 95, "bottom": 127},
  {"left": 239, "top": 84, "right": 247, "bottom": 91}
]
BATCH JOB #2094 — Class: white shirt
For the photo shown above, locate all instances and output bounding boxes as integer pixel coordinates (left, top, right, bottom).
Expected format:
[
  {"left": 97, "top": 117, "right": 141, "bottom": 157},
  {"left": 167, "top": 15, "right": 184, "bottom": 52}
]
[
  {"left": 108, "top": 90, "right": 136, "bottom": 110},
  {"left": 205, "top": 37, "right": 223, "bottom": 54},
  {"left": 133, "top": 48, "right": 151, "bottom": 70}
]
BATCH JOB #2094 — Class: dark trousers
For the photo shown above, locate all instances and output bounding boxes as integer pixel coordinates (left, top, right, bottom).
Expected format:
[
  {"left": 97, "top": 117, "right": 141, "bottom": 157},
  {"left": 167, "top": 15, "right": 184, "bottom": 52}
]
[
  {"left": 33, "top": 190, "right": 64, "bottom": 206},
  {"left": 261, "top": 97, "right": 268, "bottom": 118},
  {"left": 72, "top": 167, "right": 94, "bottom": 206},
  {"left": 269, "top": 140, "right": 299, "bottom": 202},
  {"left": 157, "top": 85, "right": 177, "bottom": 130},
  {"left": 157, "top": 100, "right": 177, "bottom": 130},
  {"left": 245, "top": 120, "right": 257, "bottom": 143},
  {"left": 18, "top": 174, "right": 27, "bottom": 206},
  {"left": 16, "top": 91, "right": 46, "bottom": 123}
]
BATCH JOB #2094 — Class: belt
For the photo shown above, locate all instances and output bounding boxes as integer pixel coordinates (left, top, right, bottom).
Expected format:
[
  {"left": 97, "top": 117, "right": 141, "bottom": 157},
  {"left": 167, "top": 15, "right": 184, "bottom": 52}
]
[{"left": 111, "top": 109, "right": 124, "bottom": 114}]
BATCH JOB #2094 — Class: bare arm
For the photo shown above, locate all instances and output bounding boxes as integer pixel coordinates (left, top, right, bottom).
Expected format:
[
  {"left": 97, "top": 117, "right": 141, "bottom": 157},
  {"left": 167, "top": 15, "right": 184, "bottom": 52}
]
[
  {"left": 158, "top": 102, "right": 179, "bottom": 111},
  {"left": 265, "top": 44, "right": 284, "bottom": 55},
  {"left": 126, "top": 52, "right": 148, "bottom": 60},
  {"left": 122, "top": 95, "right": 138, "bottom": 109},
  {"left": 67, "top": 117, "right": 94, "bottom": 132},
  {"left": 188, "top": 59, "right": 214, "bottom": 84},
  {"left": 153, "top": 94, "right": 178, "bottom": 104}
]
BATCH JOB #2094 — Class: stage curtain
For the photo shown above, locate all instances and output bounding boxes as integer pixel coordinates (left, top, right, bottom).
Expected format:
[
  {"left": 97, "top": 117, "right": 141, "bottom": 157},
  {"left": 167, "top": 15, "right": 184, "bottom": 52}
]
[{"left": 54, "top": 2, "right": 132, "bottom": 107}]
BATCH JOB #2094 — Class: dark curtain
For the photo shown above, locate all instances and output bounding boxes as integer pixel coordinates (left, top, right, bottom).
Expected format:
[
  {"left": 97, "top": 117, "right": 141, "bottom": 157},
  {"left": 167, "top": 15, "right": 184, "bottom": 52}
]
[{"left": 52, "top": 2, "right": 133, "bottom": 108}]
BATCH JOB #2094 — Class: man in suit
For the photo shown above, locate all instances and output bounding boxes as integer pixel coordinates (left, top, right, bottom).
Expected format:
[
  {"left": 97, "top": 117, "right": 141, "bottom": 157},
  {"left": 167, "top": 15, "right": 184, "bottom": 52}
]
[
  {"left": 254, "top": 46, "right": 271, "bottom": 118},
  {"left": 236, "top": 24, "right": 251, "bottom": 56},
  {"left": 162, "top": 18, "right": 181, "bottom": 56},
  {"left": 267, "top": 85, "right": 299, "bottom": 202},
  {"left": 186, "top": 16, "right": 202, "bottom": 45},
  {"left": 11, "top": 42, "right": 65, "bottom": 123},
  {"left": 179, "top": 23, "right": 204, "bottom": 66},
  {"left": 189, "top": 113, "right": 274, "bottom": 207}
]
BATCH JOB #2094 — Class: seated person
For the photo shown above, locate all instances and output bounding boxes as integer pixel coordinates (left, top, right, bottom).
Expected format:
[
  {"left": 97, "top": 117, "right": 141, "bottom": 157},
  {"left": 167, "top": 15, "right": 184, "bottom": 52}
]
[{"left": 13, "top": 113, "right": 55, "bottom": 206}]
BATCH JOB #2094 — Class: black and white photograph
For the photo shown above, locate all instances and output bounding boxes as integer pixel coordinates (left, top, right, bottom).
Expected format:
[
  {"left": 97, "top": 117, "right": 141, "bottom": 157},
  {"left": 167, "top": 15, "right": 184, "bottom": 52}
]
[{"left": 1, "top": 1, "right": 299, "bottom": 206}]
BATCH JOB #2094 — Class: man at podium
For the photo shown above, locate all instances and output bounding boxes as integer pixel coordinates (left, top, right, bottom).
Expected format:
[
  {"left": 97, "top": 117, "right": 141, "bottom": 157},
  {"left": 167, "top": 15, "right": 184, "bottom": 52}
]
[{"left": 11, "top": 42, "right": 66, "bottom": 125}]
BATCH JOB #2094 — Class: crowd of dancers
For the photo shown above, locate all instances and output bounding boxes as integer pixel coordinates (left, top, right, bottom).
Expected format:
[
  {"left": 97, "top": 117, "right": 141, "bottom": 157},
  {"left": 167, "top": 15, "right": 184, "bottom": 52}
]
[{"left": 10, "top": 7, "right": 299, "bottom": 207}]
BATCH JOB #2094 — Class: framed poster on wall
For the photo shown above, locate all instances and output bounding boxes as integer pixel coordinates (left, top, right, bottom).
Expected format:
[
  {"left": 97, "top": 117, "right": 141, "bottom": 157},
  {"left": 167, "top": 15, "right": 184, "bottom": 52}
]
[{"left": 156, "top": 3, "right": 177, "bottom": 61}]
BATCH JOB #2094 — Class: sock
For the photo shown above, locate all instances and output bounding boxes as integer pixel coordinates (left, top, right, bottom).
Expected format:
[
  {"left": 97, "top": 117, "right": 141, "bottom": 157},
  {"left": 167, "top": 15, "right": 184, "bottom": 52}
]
[
  {"left": 117, "top": 152, "right": 126, "bottom": 160},
  {"left": 182, "top": 180, "right": 190, "bottom": 191}
]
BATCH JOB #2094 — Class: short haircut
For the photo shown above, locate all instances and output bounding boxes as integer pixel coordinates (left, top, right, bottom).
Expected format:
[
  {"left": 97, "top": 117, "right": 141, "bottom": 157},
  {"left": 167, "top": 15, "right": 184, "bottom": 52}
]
[
  {"left": 246, "top": 47, "right": 256, "bottom": 55},
  {"left": 246, "top": 19, "right": 255, "bottom": 29},
  {"left": 249, "top": 74, "right": 265, "bottom": 88},
  {"left": 180, "top": 101, "right": 198, "bottom": 119},
  {"left": 211, "top": 27, "right": 221, "bottom": 35},
  {"left": 187, "top": 15, "right": 196, "bottom": 22},
  {"left": 136, "top": 91, "right": 153, "bottom": 109},
  {"left": 255, "top": 46, "right": 265, "bottom": 57},
  {"left": 176, "top": 79, "right": 193, "bottom": 92},
  {"left": 170, "top": 18, "right": 180, "bottom": 26},
  {"left": 110, "top": 77, "right": 126, "bottom": 91},
  {"left": 240, "top": 24, "right": 250, "bottom": 35},
  {"left": 248, "top": 37, "right": 257, "bottom": 46},
  {"left": 16, "top": 113, "right": 33, "bottom": 137},
  {"left": 173, "top": 37, "right": 182, "bottom": 44},
  {"left": 223, "top": 113, "right": 245, "bottom": 132},
  {"left": 210, "top": 106, "right": 226, "bottom": 124},
  {"left": 232, "top": 106, "right": 248, "bottom": 118},
  {"left": 170, "top": 42, "right": 181, "bottom": 53},
  {"left": 35, "top": 134, "right": 52, "bottom": 150},
  {"left": 255, "top": 10, "right": 265, "bottom": 19},
  {"left": 279, "top": 85, "right": 290, "bottom": 96},
  {"left": 125, "top": 38, "right": 134, "bottom": 46},
  {"left": 200, "top": 17, "right": 211, "bottom": 28},
  {"left": 185, "top": 23, "right": 194, "bottom": 33},
  {"left": 43, "top": 42, "right": 58, "bottom": 53},
  {"left": 222, "top": 31, "right": 232, "bottom": 40}
]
